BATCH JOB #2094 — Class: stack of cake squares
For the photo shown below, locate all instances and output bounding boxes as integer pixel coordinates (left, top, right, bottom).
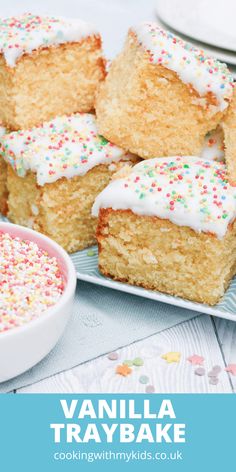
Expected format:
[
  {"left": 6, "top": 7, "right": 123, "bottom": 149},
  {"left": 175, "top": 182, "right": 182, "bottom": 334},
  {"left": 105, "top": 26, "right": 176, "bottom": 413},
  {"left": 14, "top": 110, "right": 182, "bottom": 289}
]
[
  {"left": 0, "top": 15, "right": 236, "bottom": 306},
  {"left": 92, "top": 22, "right": 236, "bottom": 306},
  {"left": 0, "top": 13, "right": 136, "bottom": 252}
]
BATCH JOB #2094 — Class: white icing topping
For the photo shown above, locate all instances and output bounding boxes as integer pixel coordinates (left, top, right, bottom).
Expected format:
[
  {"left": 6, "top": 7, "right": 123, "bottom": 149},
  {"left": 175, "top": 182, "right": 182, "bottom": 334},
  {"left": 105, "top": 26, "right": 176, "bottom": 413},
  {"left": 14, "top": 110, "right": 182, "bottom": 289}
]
[
  {"left": 1, "top": 113, "right": 127, "bottom": 186},
  {"left": 92, "top": 156, "right": 236, "bottom": 239},
  {"left": 132, "top": 22, "right": 234, "bottom": 112},
  {"left": 200, "top": 127, "right": 225, "bottom": 161},
  {"left": 0, "top": 13, "right": 98, "bottom": 67}
]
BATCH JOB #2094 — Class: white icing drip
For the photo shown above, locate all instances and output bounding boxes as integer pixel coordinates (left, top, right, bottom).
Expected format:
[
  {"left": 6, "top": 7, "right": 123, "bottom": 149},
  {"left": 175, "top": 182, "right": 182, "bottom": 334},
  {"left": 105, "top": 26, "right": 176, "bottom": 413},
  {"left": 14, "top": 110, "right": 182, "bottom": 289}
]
[
  {"left": 132, "top": 22, "right": 234, "bottom": 112},
  {"left": 92, "top": 156, "right": 236, "bottom": 239},
  {"left": 0, "top": 14, "right": 98, "bottom": 67},
  {"left": 1, "top": 114, "right": 126, "bottom": 186},
  {"left": 201, "top": 127, "right": 225, "bottom": 162}
]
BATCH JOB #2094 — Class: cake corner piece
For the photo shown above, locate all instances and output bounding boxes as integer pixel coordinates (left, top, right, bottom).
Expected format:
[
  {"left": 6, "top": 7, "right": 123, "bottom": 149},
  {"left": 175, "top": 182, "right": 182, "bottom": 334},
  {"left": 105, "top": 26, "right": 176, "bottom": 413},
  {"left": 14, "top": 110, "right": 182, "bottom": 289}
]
[
  {"left": 94, "top": 157, "right": 236, "bottom": 305},
  {"left": 2, "top": 113, "right": 138, "bottom": 252},
  {"left": 96, "top": 22, "right": 233, "bottom": 159},
  {"left": 0, "top": 13, "right": 106, "bottom": 130}
]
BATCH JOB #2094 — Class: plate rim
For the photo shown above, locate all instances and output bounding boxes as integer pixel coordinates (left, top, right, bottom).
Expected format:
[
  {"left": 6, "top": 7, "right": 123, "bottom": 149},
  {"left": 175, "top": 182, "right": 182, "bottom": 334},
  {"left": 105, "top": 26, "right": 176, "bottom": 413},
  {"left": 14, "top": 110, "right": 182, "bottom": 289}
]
[
  {"left": 157, "top": 19, "right": 236, "bottom": 66},
  {"left": 76, "top": 271, "right": 236, "bottom": 323},
  {"left": 156, "top": 0, "right": 236, "bottom": 54}
]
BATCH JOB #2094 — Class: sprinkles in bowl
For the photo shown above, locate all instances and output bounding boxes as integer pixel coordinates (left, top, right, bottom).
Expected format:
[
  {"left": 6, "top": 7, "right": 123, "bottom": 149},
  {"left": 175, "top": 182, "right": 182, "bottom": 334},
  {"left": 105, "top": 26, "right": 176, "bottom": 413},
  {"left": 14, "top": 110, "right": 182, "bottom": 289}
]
[{"left": 0, "top": 231, "right": 64, "bottom": 333}]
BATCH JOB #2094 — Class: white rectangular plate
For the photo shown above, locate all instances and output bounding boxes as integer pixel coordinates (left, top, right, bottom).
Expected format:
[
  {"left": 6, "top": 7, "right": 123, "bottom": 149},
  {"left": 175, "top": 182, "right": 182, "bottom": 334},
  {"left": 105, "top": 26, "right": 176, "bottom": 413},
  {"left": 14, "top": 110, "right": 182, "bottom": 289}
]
[
  {"left": 71, "top": 246, "right": 236, "bottom": 322},
  {"left": 1, "top": 213, "right": 235, "bottom": 322}
]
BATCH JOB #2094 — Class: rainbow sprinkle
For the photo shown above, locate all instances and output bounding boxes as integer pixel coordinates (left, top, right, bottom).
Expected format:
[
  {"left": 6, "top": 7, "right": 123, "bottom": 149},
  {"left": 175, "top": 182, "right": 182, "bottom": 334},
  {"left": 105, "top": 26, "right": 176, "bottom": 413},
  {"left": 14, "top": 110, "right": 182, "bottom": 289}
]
[
  {"left": 0, "top": 231, "right": 64, "bottom": 333},
  {"left": 201, "top": 127, "right": 225, "bottom": 161},
  {"left": 0, "top": 13, "right": 96, "bottom": 67},
  {"left": 132, "top": 23, "right": 234, "bottom": 111},
  {"left": 93, "top": 157, "right": 236, "bottom": 239},
  {"left": 0, "top": 113, "right": 126, "bottom": 186}
]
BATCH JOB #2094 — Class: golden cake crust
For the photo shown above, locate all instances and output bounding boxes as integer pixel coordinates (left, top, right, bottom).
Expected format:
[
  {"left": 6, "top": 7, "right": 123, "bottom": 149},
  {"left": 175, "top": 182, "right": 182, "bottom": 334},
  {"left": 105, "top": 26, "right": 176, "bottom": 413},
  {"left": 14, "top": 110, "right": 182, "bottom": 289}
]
[
  {"left": 0, "top": 156, "right": 7, "bottom": 215},
  {"left": 1, "top": 35, "right": 105, "bottom": 70},
  {"left": 96, "top": 32, "right": 228, "bottom": 159},
  {"left": 6, "top": 160, "right": 137, "bottom": 253},
  {"left": 0, "top": 36, "right": 106, "bottom": 130},
  {"left": 96, "top": 208, "right": 236, "bottom": 305},
  {"left": 222, "top": 88, "right": 236, "bottom": 185}
]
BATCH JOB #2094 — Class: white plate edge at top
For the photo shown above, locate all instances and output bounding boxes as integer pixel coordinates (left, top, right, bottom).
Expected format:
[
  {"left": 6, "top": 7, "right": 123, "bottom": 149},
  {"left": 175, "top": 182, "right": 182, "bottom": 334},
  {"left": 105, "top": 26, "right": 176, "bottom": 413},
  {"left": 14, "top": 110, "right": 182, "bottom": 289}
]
[{"left": 156, "top": 0, "right": 236, "bottom": 54}]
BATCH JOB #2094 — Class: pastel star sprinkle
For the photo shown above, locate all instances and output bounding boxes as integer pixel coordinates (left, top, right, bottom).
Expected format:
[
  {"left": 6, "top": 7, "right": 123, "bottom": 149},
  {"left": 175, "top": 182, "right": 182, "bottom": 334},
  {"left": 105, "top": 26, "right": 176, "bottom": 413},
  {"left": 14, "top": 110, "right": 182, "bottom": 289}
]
[
  {"left": 161, "top": 352, "right": 181, "bottom": 363},
  {"left": 225, "top": 364, "right": 236, "bottom": 376},
  {"left": 116, "top": 364, "right": 132, "bottom": 377},
  {"left": 187, "top": 354, "right": 205, "bottom": 365}
]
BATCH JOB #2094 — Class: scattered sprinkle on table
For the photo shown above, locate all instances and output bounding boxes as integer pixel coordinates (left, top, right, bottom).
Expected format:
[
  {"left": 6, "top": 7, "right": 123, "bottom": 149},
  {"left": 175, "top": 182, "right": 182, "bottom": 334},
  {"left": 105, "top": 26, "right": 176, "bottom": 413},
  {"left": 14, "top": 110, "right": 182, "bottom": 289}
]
[
  {"left": 212, "top": 365, "right": 222, "bottom": 374},
  {"left": 187, "top": 354, "right": 205, "bottom": 365},
  {"left": 194, "top": 367, "right": 205, "bottom": 376},
  {"left": 139, "top": 375, "right": 149, "bottom": 385},
  {"left": 209, "top": 377, "right": 219, "bottom": 386},
  {"left": 109, "top": 347, "right": 234, "bottom": 389},
  {"left": 116, "top": 364, "right": 132, "bottom": 377},
  {"left": 161, "top": 352, "right": 181, "bottom": 363},
  {"left": 208, "top": 370, "right": 218, "bottom": 378},
  {"left": 123, "top": 360, "right": 133, "bottom": 367},
  {"left": 107, "top": 351, "right": 118, "bottom": 361},
  {"left": 225, "top": 364, "right": 236, "bottom": 376},
  {"left": 0, "top": 231, "right": 64, "bottom": 333},
  {"left": 132, "top": 357, "right": 144, "bottom": 367},
  {"left": 87, "top": 249, "right": 95, "bottom": 257}
]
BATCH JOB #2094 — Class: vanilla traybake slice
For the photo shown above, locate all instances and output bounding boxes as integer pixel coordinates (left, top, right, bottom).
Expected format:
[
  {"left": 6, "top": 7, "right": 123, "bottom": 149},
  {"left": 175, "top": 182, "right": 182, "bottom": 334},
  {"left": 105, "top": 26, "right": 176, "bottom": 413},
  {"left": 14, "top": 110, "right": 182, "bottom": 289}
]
[
  {"left": 93, "top": 157, "right": 236, "bottom": 305},
  {"left": 1, "top": 113, "right": 137, "bottom": 252},
  {"left": 96, "top": 22, "right": 234, "bottom": 159},
  {"left": 0, "top": 13, "right": 105, "bottom": 130}
]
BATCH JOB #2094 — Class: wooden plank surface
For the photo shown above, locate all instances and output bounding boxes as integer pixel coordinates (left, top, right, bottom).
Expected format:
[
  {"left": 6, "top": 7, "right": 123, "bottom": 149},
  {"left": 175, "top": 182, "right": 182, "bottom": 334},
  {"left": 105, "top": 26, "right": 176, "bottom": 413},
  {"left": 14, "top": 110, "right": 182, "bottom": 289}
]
[
  {"left": 213, "top": 318, "right": 236, "bottom": 391},
  {"left": 4, "top": 0, "right": 236, "bottom": 396},
  {"left": 17, "top": 315, "right": 233, "bottom": 394}
]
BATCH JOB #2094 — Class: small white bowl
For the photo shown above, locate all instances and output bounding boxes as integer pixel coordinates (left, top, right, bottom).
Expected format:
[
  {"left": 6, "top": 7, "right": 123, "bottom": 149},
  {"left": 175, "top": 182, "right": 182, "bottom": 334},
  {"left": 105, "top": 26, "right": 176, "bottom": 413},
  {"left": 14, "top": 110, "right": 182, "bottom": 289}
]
[{"left": 0, "top": 222, "right": 77, "bottom": 383}]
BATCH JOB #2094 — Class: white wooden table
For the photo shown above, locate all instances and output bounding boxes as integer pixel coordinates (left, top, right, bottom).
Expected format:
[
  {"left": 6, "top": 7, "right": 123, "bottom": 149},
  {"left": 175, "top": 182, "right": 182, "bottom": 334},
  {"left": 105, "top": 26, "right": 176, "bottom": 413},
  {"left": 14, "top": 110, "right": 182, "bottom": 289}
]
[
  {"left": 4, "top": 0, "right": 235, "bottom": 394},
  {"left": 17, "top": 315, "right": 236, "bottom": 394}
]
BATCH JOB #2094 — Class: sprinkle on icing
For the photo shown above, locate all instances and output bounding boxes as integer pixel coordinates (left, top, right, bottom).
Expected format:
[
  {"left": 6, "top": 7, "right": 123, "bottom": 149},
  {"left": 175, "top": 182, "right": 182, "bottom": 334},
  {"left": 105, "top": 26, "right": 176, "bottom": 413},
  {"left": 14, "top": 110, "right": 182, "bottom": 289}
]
[
  {"left": 1, "top": 113, "right": 126, "bottom": 186},
  {"left": 0, "top": 13, "right": 97, "bottom": 67},
  {"left": 200, "top": 127, "right": 225, "bottom": 161},
  {"left": 0, "top": 231, "right": 64, "bottom": 333},
  {"left": 92, "top": 156, "right": 236, "bottom": 239},
  {"left": 132, "top": 22, "right": 234, "bottom": 112}
]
